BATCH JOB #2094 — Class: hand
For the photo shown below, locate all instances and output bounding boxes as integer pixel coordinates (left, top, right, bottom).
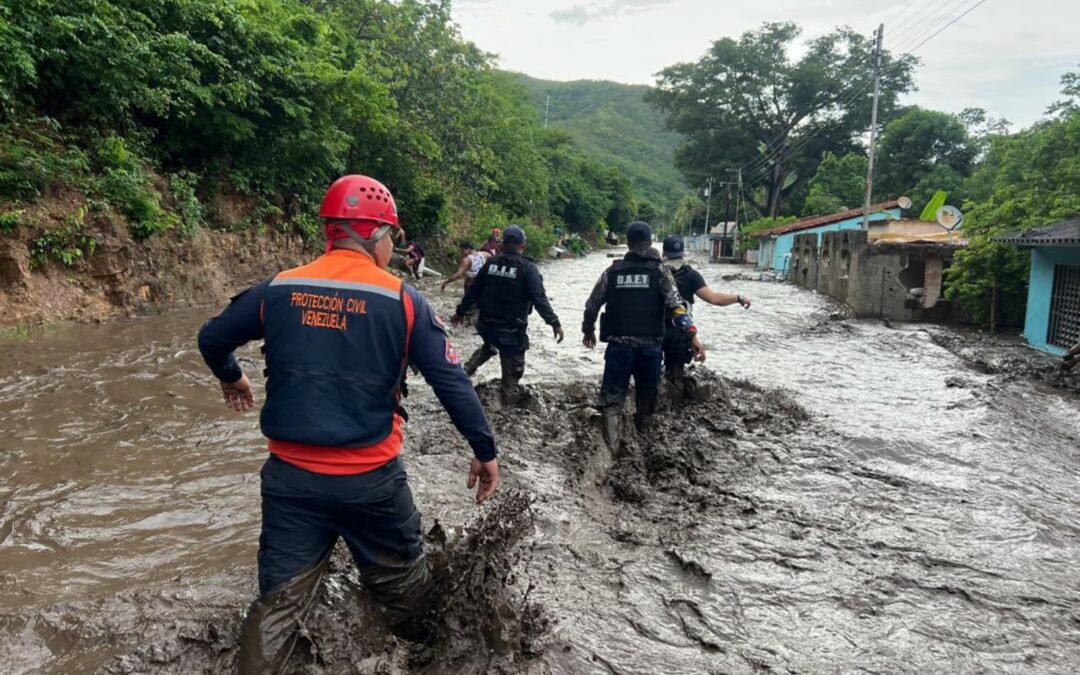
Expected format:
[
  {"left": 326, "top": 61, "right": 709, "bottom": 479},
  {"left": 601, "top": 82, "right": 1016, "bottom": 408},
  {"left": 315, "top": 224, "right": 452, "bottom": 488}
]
[
  {"left": 450, "top": 314, "right": 464, "bottom": 327},
  {"left": 738, "top": 294, "right": 751, "bottom": 309},
  {"left": 220, "top": 374, "right": 255, "bottom": 412},
  {"left": 583, "top": 332, "right": 596, "bottom": 349},
  {"left": 691, "top": 336, "right": 706, "bottom": 363},
  {"left": 467, "top": 458, "right": 500, "bottom": 504},
  {"left": 440, "top": 282, "right": 448, "bottom": 292},
  {"left": 553, "top": 325, "right": 565, "bottom": 343}
]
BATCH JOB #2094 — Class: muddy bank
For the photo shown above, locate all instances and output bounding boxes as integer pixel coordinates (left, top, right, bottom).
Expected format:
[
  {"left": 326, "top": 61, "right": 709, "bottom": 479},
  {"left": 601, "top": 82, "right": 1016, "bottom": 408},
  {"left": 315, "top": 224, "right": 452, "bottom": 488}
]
[
  {"left": 0, "top": 204, "right": 309, "bottom": 327},
  {"left": 927, "top": 326, "right": 1080, "bottom": 394}
]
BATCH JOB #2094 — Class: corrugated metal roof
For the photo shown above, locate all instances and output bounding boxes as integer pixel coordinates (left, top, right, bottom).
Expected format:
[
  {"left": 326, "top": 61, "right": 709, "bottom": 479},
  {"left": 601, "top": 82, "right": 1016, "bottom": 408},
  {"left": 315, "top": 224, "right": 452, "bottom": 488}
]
[
  {"left": 995, "top": 218, "right": 1080, "bottom": 247},
  {"left": 755, "top": 200, "right": 902, "bottom": 238}
]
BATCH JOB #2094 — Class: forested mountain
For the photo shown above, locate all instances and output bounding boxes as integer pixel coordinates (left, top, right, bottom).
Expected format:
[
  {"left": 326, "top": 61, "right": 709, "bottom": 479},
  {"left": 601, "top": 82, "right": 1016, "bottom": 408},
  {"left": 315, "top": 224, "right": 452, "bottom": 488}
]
[{"left": 510, "top": 73, "right": 690, "bottom": 214}]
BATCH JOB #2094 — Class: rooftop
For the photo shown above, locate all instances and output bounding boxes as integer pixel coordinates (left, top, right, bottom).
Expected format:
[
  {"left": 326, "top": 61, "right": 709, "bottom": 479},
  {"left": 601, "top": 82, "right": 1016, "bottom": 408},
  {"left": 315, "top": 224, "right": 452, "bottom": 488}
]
[
  {"left": 995, "top": 218, "right": 1080, "bottom": 247},
  {"left": 756, "top": 199, "right": 902, "bottom": 238}
]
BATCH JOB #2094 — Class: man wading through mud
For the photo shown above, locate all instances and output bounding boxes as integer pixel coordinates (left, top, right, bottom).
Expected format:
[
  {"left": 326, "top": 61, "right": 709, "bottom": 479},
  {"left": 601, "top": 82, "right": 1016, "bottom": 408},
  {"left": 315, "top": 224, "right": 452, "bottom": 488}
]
[
  {"left": 661, "top": 234, "right": 750, "bottom": 381},
  {"left": 441, "top": 241, "right": 490, "bottom": 302},
  {"left": 451, "top": 225, "right": 564, "bottom": 402},
  {"left": 582, "top": 221, "right": 702, "bottom": 448},
  {"left": 197, "top": 175, "right": 499, "bottom": 673}
]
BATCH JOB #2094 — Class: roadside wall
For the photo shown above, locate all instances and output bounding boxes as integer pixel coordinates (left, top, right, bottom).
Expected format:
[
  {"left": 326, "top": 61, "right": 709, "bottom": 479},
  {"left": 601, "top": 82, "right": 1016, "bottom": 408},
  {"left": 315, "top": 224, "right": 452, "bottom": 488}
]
[{"left": 791, "top": 229, "right": 963, "bottom": 322}]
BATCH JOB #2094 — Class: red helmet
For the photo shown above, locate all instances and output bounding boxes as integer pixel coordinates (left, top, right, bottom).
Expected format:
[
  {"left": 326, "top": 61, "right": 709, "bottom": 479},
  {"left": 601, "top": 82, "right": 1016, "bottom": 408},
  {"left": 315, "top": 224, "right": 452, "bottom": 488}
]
[{"left": 319, "top": 175, "right": 399, "bottom": 227}]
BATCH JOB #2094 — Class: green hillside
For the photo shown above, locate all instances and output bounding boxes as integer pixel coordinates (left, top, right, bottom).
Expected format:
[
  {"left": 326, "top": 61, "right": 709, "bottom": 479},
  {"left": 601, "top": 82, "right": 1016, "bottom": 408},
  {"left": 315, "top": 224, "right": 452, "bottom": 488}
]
[{"left": 509, "top": 73, "right": 690, "bottom": 213}]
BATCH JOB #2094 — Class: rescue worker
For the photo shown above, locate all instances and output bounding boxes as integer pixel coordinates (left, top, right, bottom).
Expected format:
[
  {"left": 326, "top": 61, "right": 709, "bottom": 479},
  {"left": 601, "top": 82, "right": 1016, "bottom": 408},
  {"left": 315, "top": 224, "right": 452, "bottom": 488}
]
[
  {"left": 480, "top": 227, "right": 503, "bottom": 255},
  {"left": 451, "top": 225, "right": 564, "bottom": 400},
  {"left": 660, "top": 234, "right": 751, "bottom": 380},
  {"left": 441, "top": 242, "right": 489, "bottom": 297},
  {"left": 197, "top": 175, "right": 499, "bottom": 673},
  {"left": 582, "top": 221, "right": 703, "bottom": 448}
]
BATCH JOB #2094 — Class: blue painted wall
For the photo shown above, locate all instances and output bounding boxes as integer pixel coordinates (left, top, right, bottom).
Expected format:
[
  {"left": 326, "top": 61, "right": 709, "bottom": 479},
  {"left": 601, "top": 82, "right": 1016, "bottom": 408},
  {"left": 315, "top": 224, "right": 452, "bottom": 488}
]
[
  {"left": 756, "top": 208, "right": 901, "bottom": 271},
  {"left": 1024, "top": 246, "right": 1080, "bottom": 353}
]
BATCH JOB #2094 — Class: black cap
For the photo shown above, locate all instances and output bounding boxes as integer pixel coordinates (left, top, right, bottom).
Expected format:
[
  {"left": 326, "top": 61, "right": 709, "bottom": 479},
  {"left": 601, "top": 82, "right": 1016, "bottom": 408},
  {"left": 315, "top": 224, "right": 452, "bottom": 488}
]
[
  {"left": 502, "top": 225, "right": 525, "bottom": 246},
  {"left": 662, "top": 234, "right": 685, "bottom": 258},
  {"left": 626, "top": 221, "right": 652, "bottom": 246}
]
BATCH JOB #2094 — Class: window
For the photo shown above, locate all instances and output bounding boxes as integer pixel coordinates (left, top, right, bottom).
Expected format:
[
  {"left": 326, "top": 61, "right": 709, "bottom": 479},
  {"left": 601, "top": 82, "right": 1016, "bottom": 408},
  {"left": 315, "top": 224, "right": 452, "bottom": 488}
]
[{"left": 1047, "top": 264, "right": 1080, "bottom": 349}]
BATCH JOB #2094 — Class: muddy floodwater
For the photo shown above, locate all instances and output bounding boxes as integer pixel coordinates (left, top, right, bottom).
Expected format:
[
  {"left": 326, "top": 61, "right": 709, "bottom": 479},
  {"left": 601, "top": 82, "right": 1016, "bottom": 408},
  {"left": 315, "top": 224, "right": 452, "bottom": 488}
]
[{"left": 2, "top": 250, "right": 1079, "bottom": 673}]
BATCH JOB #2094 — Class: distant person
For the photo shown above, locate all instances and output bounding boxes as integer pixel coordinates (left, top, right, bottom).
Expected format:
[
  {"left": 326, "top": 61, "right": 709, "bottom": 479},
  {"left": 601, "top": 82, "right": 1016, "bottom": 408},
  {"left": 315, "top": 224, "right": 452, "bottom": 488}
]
[
  {"left": 480, "top": 227, "right": 503, "bottom": 256},
  {"left": 398, "top": 237, "right": 425, "bottom": 280},
  {"left": 196, "top": 175, "right": 498, "bottom": 672},
  {"left": 441, "top": 242, "right": 490, "bottom": 298},
  {"left": 453, "top": 225, "right": 563, "bottom": 401},
  {"left": 661, "top": 234, "right": 751, "bottom": 380},
  {"left": 582, "top": 221, "right": 702, "bottom": 448},
  {"left": 605, "top": 230, "right": 619, "bottom": 246}
]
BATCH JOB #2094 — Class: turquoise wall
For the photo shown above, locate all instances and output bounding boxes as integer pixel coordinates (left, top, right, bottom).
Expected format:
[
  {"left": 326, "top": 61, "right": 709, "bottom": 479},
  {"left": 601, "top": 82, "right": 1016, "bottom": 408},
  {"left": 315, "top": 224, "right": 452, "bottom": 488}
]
[
  {"left": 1024, "top": 246, "right": 1080, "bottom": 353},
  {"left": 757, "top": 208, "right": 901, "bottom": 272}
]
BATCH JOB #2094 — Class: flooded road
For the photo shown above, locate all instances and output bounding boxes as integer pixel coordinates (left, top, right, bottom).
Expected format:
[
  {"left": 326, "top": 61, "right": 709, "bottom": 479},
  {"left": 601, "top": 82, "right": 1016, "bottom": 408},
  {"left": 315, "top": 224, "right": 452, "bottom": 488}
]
[{"left": 1, "top": 249, "right": 1079, "bottom": 673}]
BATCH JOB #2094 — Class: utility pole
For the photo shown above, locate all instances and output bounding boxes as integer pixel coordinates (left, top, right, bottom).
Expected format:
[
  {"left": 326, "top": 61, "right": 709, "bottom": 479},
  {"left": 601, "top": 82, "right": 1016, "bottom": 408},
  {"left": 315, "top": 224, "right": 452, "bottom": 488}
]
[
  {"left": 735, "top": 168, "right": 743, "bottom": 255},
  {"left": 702, "top": 176, "right": 713, "bottom": 241},
  {"left": 723, "top": 180, "right": 733, "bottom": 257},
  {"left": 544, "top": 91, "right": 551, "bottom": 129},
  {"left": 862, "top": 23, "right": 884, "bottom": 230}
]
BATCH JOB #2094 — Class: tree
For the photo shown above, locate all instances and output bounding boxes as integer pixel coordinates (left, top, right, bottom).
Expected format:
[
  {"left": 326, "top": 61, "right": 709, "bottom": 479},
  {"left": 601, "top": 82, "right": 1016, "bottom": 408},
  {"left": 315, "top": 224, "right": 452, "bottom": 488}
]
[
  {"left": 649, "top": 22, "right": 916, "bottom": 217},
  {"left": 805, "top": 152, "right": 867, "bottom": 214},
  {"left": 875, "top": 107, "right": 977, "bottom": 205},
  {"left": 946, "top": 67, "right": 1080, "bottom": 325}
]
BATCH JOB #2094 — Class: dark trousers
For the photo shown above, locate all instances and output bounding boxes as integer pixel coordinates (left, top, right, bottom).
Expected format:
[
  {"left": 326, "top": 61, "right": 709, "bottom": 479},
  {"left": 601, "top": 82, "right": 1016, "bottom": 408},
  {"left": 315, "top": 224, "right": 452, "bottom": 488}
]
[
  {"left": 662, "top": 331, "right": 693, "bottom": 378},
  {"left": 238, "top": 455, "right": 432, "bottom": 673},
  {"left": 599, "top": 342, "right": 662, "bottom": 427},
  {"left": 464, "top": 320, "right": 527, "bottom": 386}
]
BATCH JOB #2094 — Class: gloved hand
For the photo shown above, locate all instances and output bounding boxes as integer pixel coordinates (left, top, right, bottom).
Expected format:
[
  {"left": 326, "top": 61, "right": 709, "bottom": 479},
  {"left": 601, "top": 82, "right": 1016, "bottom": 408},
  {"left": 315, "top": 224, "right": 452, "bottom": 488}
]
[
  {"left": 553, "top": 325, "right": 565, "bottom": 343},
  {"left": 582, "top": 332, "right": 596, "bottom": 349}
]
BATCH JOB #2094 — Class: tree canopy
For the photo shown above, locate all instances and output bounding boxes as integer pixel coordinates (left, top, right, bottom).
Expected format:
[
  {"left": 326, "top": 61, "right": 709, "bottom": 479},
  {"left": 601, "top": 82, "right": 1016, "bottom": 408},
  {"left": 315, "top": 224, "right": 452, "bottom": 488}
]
[
  {"left": 649, "top": 22, "right": 917, "bottom": 218},
  {"left": 0, "top": 0, "right": 638, "bottom": 253}
]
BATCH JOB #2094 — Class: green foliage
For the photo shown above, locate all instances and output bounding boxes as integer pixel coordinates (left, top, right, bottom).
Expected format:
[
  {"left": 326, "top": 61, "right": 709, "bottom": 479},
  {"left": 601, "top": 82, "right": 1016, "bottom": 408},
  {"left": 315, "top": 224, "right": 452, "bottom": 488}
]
[
  {"left": 29, "top": 206, "right": 96, "bottom": 268},
  {"left": 739, "top": 215, "right": 797, "bottom": 252},
  {"left": 0, "top": 209, "right": 20, "bottom": 231},
  {"left": 169, "top": 171, "right": 204, "bottom": 238},
  {"left": 650, "top": 22, "right": 917, "bottom": 218},
  {"left": 945, "top": 93, "right": 1080, "bottom": 324},
  {"left": 0, "top": 0, "right": 639, "bottom": 251},
  {"left": 876, "top": 107, "right": 976, "bottom": 204},
  {"left": 805, "top": 152, "right": 867, "bottom": 215},
  {"left": 512, "top": 73, "right": 689, "bottom": 214}
]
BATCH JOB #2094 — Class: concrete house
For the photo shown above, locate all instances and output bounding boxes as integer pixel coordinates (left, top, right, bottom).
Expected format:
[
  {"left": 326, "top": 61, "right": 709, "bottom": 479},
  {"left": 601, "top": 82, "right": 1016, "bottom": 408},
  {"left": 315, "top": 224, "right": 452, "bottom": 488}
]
[
  {"left": 996, "top": 218, "right": 1080, "bottom": 354},
  {"left": 755, "top": 200, "right": 902, "bottom": 273}
]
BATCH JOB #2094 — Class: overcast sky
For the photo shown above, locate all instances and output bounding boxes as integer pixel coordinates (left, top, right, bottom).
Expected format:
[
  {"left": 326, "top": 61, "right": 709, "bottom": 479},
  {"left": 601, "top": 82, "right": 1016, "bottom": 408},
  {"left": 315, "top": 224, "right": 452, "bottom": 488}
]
[{"left": 451, "top": 0, "right": 1079, "bottom": 129}]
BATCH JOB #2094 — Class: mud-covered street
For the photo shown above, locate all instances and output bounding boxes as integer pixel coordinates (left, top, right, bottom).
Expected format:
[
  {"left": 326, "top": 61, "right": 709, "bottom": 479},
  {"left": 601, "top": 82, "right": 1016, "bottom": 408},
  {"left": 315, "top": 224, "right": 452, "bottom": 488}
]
[{"left": 2, "top": 250, "right": 1079, "bottom": 673}]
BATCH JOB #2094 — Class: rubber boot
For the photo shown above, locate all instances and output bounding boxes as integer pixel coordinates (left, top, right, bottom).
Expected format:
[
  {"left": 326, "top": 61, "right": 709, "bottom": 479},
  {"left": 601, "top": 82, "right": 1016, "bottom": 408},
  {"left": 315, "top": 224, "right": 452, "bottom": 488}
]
[
  {"left": 237, "top": 554, "right": 330, "bottom": 675},
  {"left": 601, "top": 412, "right": 622, "bottom": 451},
  {"left": 463, "top": 344, "right": 496, "bottom": 377},
  {"left": 361, "top": 553, "right": 436, "bottom": 644}
]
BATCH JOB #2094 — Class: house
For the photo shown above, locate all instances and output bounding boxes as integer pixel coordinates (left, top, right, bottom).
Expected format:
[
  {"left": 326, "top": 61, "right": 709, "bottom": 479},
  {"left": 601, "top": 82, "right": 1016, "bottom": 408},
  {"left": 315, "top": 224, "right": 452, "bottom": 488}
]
[
  {"left": 996, "top": 218, "right": 1080, "bottom": 354},
  {"left": 707, "top": 222, "right": 736, "bottom": 260},
  {"left": 755, "top": 200, "right": 903, "bottom": 273}
]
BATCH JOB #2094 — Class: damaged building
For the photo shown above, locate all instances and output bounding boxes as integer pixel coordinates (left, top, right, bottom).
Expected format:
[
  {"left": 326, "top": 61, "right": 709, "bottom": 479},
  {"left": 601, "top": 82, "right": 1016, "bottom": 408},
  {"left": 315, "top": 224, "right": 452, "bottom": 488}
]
[{"left": 789, "top": 225, "right": 966, "bottom": 322}]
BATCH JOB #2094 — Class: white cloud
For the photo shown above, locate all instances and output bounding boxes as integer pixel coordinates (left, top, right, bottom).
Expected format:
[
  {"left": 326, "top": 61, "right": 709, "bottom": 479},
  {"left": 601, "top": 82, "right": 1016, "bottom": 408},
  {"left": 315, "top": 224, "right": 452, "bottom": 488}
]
[{"left": 452, "top": 0, "right": 1080, "bottom": 127}]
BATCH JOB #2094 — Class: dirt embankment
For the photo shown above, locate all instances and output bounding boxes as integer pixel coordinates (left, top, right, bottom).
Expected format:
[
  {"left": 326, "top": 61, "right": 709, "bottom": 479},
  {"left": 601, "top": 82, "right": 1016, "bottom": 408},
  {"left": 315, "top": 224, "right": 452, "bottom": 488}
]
[{"left": 0, "top": 195, "right": 311, "bottom": 328}]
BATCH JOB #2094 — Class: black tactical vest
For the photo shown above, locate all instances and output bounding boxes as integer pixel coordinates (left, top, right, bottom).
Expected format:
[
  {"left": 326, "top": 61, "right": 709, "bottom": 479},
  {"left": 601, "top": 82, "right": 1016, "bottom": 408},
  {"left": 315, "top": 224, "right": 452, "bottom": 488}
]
[
  {"left": 600, "top": 259, "right": 664, "bottom": 340},
  {"left": 671, "top": 265, "right": 697, "bottom": 310},
  {"left": 478, "top": 254, "right": 529, "bottom": 323}
]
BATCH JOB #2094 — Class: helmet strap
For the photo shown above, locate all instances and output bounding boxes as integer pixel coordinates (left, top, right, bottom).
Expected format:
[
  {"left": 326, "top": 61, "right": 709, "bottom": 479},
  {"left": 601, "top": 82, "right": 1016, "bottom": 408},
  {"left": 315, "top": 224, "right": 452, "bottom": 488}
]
[{"left": 339, "top": 223, "right": 392, "bottom": 257}]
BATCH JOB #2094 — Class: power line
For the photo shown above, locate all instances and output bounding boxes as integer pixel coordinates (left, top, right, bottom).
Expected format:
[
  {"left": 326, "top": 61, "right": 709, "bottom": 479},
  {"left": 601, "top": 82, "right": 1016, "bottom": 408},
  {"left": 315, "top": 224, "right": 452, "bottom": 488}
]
[{"left": 735, "top": 0, "right": 989, "bottom": 198}]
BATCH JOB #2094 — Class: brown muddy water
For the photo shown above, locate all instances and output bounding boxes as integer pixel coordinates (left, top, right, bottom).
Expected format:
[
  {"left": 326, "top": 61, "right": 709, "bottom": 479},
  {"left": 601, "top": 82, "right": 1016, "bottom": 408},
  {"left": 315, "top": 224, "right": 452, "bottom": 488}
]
[{"left": 1, "top": 250, "right": 1079, "bottom": 673}]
